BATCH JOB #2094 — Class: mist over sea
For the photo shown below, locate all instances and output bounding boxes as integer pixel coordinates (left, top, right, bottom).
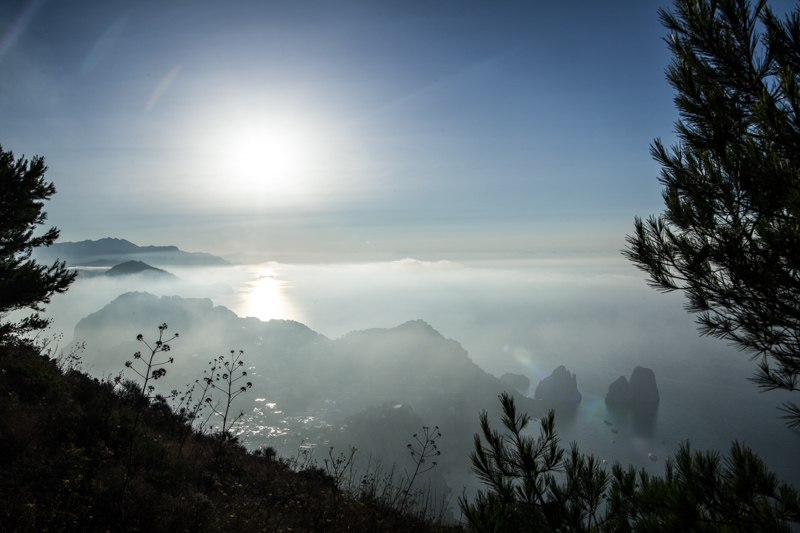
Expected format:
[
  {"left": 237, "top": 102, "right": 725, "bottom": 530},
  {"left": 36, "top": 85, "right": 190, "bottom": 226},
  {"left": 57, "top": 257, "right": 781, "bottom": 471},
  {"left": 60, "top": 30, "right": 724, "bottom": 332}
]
[{"left": 46, "top": 255, "right": 800, "bottom": 487}]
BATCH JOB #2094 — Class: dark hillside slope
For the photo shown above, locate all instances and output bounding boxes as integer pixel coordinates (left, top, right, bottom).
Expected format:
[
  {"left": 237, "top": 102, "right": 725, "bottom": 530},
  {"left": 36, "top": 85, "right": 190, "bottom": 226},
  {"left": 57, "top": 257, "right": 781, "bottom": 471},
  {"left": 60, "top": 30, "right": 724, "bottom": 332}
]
[{"left": 0, "top": 341, "right": 461, "bottom": 532}]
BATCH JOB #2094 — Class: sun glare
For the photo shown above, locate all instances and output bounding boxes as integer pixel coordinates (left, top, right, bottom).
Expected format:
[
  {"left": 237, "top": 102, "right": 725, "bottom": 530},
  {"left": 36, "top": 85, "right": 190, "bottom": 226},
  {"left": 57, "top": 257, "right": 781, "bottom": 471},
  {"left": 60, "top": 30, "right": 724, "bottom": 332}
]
[
  {"left": 218, "top": 118, "right": 319, "bottom": 199},
  {"left": 226, "top": 124, "right": 311, "bottom": 193},
  {"left": 189, "top": 101, "right": 350, "bottom": 209}
]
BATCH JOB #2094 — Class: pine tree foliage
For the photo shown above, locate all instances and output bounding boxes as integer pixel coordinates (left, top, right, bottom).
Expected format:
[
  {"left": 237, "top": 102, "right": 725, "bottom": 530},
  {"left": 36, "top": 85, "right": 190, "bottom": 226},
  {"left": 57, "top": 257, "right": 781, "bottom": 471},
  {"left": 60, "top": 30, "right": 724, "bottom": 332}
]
[
  {"left": 460, "top": 393, "right": 800, "bottom": 532},
  {"left": 0, "top": 145, "right": 76, "bottom": 341},
  {"left": 623, "top": 0, "right": 800, "bottom": 427},
  {"left": 459, "top": 392, "right": 611, "bottom": 532},
  {"left": 610, "top": 441, "right": 800, "bottom": 532}
]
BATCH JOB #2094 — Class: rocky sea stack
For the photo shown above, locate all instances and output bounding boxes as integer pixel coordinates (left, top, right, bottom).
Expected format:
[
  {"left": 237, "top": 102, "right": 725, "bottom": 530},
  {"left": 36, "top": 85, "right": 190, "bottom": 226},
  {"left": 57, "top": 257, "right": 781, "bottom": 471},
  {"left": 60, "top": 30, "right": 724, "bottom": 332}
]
[
  {"left": 604, "top": 366, "right": 659, "bottom": 407},
  {"left": 534, "top": 365, "right": 582, "bottom": 405},
  {"left": 605, "top": 375, "right": 630, "bottom": 406},
  {"left": 630, "top": 366, "right": 659, "bottom": 404}
]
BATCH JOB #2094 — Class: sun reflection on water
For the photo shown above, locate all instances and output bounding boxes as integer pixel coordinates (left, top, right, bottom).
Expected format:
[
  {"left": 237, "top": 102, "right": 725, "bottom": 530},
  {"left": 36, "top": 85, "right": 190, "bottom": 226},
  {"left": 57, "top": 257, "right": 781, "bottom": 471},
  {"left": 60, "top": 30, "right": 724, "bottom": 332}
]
[{"left": 237, "top": 266, "right": 302, "bottom": 323}]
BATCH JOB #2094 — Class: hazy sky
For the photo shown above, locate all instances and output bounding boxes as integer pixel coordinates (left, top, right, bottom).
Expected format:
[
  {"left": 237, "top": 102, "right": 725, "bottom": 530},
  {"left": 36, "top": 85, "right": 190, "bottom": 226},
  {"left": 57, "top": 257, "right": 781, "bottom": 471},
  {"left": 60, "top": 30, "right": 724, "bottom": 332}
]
[{"left": 1, "top": 0, "right": 790, "bottom": 260}]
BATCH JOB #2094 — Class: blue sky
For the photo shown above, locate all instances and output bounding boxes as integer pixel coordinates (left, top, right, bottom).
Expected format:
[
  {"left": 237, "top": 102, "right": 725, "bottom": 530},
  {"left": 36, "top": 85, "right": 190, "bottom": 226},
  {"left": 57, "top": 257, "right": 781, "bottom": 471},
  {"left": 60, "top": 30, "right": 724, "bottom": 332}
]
[{"left": 0, "top": 0, "right": 724, "bottom": 260}]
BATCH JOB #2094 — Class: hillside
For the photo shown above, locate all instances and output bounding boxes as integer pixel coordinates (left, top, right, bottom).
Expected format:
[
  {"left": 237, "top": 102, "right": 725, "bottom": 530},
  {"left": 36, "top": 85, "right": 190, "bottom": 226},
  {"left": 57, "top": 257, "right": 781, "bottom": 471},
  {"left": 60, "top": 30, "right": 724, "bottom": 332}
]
[
  {"left": 0, "top": 340, "right": 462, "bottom": 532},
  {"left": 71, "top": 292, "right": 544, "bottom": 498},
  {"left": 104, "top": 261, "right": 178, "bottom": 279}
]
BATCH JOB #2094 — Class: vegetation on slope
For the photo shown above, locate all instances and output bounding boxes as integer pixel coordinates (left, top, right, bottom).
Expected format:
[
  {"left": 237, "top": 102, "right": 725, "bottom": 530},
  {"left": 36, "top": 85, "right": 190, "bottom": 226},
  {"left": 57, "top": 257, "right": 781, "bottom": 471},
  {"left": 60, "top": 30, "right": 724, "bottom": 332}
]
[
  {"left": 460, "top": 393, "right": 800, "bottom": 533},
  {"left": 0, "top": 338, "right": 460, "bottom": 532}
]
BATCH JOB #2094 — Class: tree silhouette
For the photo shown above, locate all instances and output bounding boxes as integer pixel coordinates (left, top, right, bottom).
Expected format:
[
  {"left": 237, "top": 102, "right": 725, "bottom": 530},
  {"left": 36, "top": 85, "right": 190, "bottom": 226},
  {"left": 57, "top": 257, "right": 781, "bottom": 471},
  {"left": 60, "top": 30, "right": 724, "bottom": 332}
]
[
  {"left": 460, "top": 393, "right": 800, "bottom": 532},
  {"left": 624, "top": 0, "right": 800, "bottom": 427},
  {"left": 0, "top": 146, "right": 75, "bottom": 342}
]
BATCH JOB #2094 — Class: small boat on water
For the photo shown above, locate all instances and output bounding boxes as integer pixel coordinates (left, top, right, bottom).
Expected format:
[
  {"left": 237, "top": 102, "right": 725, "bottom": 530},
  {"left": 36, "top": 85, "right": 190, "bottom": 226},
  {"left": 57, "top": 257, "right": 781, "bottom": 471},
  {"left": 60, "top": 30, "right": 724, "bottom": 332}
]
[
  {"left": 604, "top": 420, "right": 613, "bottom": 426},
  {"left": 611, "top": 428, "right": 619, "bottom": 434},
  {"left": 648, "top": 453, "right": 657, "bottom": 461}
]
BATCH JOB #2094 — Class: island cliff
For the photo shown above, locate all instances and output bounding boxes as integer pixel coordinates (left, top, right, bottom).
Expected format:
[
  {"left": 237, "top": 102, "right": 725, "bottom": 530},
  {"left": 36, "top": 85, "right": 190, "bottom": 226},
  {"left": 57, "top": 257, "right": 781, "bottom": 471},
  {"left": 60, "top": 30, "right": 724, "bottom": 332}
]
[
  {"left": 605, "top": 366, "right": 659, "bottom": 406},
  {"left": 534, "top": 365, "right": 582, "bottom": 404}
]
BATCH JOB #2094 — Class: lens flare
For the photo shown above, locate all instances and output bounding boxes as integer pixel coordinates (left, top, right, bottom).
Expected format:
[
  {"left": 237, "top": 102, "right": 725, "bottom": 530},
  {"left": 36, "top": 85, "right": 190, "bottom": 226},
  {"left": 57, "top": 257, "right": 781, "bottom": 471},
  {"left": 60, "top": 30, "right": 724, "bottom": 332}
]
[
  {"left": 0, "top": 0, "right": 46, "bottom": 61},
  {"left": 508, "top": 345, "right": 547, "bottom": 382},
  {"left": 80, "top": 13, "right": 130, "bottom": 76},
  {"left": 145, "top": 65, "right": 182, "bottom": 113}
]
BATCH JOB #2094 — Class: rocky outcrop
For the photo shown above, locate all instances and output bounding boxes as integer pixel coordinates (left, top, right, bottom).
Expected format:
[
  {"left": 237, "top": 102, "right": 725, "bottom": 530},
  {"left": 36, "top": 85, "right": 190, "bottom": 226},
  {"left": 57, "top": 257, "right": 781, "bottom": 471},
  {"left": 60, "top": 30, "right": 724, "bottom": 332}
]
[
  {"left": 630, "top": 366, "right": 659, "bottom": 404},
  {"left": 500, "top": 373, "right": 530, "bottom": 391},
  {"left": 605, "top": 376, "right": 630, "bottom": 406},
  {"left": 534, "top": 366, "right": 582, "bottom": 404},
  {"left": 605, "top": 366, "right": 659, "bottom": 406}
]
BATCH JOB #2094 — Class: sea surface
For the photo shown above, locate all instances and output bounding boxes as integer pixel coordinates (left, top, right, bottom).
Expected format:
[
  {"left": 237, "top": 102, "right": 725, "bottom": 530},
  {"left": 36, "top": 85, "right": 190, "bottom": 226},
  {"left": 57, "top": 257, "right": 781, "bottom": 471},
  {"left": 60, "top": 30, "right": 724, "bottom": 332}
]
[{"left": 210, "top": 256, "right": 800, "bottom": 487}]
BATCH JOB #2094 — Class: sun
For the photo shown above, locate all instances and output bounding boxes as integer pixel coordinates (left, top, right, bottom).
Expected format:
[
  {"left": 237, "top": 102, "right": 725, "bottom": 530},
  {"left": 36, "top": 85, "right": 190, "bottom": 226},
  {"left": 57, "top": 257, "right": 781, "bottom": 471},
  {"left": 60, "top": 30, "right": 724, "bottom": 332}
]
[
  {"left": 220, "top": 119, "right": 317, "bottom": 197},
  {"left": 192, "top": 103, "right": 344, "bottom": 207}
]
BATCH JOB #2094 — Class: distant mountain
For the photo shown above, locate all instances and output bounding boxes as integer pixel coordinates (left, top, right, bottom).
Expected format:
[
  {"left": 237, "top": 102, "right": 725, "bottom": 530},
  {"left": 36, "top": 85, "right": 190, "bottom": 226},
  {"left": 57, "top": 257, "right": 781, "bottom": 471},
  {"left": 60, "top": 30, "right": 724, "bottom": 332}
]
[
  {"left": 104, "top": 260, "right": 178, "bottom": 280},
  {"left": 33, "top": 238, "right": 229, "bottom": 267},
  {"left": 71, "top": 292, "right": 543, "bottom": 497}
]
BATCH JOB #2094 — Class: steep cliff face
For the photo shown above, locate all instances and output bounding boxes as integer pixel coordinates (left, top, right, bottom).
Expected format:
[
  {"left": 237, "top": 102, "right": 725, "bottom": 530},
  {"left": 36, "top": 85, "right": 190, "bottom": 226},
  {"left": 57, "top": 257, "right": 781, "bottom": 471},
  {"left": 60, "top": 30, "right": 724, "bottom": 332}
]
[
  {"left": 604, "top": 367, "right": 659, "bottom": 406},
  {"left": 629, "top": 366, "right": 660, "bottom": 404},
  {"left": 605, "top": 375, "right": 630, "bottom": 406},
  {"left": 534, "top": 365, "right": 582, "bottom": 404}
]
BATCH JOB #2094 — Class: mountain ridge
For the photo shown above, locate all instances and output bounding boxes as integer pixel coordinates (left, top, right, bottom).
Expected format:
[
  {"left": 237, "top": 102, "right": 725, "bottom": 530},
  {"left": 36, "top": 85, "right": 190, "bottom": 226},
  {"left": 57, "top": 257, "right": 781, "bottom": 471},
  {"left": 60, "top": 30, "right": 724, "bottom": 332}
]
[
  {"left": 70, "top": 292, "right": 544, "bottom": 499},
  {"left": 34, "top": 237, "right": 229, "bottom": 267}
]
